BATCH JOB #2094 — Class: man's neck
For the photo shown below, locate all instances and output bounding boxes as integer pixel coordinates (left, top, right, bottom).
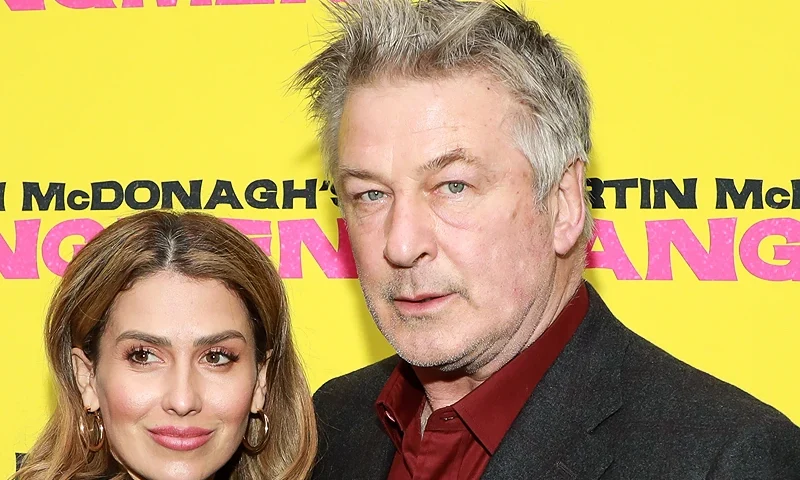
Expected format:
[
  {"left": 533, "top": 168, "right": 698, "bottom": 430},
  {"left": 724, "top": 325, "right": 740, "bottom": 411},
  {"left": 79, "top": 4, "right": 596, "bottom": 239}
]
[{"left": 413, "top": 274, "right": 584, "bottom": 413}]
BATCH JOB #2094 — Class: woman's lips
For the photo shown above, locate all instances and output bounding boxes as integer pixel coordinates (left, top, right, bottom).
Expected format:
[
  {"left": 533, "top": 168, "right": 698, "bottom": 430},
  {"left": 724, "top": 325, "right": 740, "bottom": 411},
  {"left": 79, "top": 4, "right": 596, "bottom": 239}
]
[{"left": 147, "top": 426, "right": 214, "bottom": 452}]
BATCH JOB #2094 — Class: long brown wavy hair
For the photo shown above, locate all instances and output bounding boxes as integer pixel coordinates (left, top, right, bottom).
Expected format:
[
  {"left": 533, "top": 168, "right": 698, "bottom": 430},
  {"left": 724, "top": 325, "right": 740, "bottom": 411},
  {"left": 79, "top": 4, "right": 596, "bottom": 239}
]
[{"left": 15, "top": 210, "right": 317, "bottom": 480}]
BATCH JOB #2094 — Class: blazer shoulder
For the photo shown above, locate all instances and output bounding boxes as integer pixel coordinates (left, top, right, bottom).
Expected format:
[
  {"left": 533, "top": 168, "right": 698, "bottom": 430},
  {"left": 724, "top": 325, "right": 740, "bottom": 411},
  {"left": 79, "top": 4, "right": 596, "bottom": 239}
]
[
  {"left": 622, "top": 331, "right": 796, "bottom": 430},
  {"left": 622, "top": 338, "right": 800, "bottom": 477}
]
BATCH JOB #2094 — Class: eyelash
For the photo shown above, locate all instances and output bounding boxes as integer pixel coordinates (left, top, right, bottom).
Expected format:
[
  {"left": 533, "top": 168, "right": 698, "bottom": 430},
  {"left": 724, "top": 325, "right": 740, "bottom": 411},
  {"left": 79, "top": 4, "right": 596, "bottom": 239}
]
[
  {"left": 353, "top": 190, "right": 386, "bottom": 203},
  {"left": 124, "top": 346, "right": 240, "bottom": 367},
  {"left": 204, "top": 347, "right": 240, "bottom": 366},
  {"left": 126, "top": 346, "right": 159, "bottom": 365},
  {"left": 436, "top": 181, "right": 469, "bottom": 194}
]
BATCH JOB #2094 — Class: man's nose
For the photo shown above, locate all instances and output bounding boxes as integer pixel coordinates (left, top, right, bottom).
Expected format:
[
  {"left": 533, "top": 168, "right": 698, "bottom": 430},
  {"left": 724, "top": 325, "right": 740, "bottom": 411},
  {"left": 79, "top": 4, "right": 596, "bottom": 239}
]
[{"left": 383, "top": 195, "right": 438, "bottom": 268}]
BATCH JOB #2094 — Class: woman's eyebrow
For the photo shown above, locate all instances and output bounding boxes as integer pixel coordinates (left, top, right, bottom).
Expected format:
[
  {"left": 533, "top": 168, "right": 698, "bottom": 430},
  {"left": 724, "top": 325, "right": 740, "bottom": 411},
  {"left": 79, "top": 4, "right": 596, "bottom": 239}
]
[
  {"left": 114, "top": 330, "right": 247, "bottom": 347},
  {"left": 115, "top": 331, "right": 171, "bottom": 346},
  {"left": 194, "top": 330, "right": 247, "bottom": 347}
]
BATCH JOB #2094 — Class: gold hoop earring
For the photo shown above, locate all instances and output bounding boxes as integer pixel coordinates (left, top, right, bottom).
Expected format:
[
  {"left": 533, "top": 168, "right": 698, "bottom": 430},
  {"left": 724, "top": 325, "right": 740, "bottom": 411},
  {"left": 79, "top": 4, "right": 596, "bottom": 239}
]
[
  {"left": 242, "top": 409, "right": 269, "bottom": 454},
  {"left": 78, "top": 409, "right": 104, "bottom": 452}
]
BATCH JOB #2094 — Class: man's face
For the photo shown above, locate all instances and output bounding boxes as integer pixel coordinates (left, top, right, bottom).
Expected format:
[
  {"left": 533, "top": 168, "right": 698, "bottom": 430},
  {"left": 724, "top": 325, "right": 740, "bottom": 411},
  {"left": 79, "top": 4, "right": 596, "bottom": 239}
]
[{"left": 337, "top": 73, "right": 559, "bottom": 372}]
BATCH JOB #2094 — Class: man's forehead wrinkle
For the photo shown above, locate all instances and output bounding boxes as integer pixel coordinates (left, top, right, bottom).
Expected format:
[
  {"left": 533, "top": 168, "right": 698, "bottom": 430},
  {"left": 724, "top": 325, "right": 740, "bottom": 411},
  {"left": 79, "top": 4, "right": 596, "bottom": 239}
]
[{"left": 408, "top": 122, "right": 461, "bottom": 135}]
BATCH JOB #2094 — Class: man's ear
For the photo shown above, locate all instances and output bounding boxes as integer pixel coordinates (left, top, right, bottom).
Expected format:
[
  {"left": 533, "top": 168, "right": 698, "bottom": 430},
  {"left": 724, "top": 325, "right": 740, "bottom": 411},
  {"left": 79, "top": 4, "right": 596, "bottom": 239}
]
[
  {"left": 250, "top": 352, "right": 271, "bottom": 413},
  {"left": 71, "top": 347, "right": 100, "bottom": 412},
  {"left": 552, "top": 159, "right": 587, "bottom": 256}
]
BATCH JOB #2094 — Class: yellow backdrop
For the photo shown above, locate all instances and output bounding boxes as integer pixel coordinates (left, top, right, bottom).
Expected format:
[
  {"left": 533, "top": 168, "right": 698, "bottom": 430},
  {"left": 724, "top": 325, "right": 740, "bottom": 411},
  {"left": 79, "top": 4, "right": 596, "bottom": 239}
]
[{"left": 1, "top": 0, "right": 798, "bottom": 475}]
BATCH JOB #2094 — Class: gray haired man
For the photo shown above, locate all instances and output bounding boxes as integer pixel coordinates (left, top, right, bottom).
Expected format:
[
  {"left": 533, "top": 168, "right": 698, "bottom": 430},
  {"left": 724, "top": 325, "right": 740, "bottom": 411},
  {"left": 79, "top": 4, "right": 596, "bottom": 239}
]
[{"left": 295, "top": 0, "right": 800, "bottom": 478}]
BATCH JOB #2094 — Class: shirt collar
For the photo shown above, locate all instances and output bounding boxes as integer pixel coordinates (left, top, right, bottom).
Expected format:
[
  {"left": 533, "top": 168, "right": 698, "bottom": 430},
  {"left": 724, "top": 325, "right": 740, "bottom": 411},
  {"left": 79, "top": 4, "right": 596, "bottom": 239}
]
[{"left": 453, "top": 282, "right": 590, "bottom": 453}]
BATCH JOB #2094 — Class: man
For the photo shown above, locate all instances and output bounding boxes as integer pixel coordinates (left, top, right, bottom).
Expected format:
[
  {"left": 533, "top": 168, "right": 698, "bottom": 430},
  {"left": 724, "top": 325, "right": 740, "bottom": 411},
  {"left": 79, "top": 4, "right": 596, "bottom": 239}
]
[{"left": 295, "top": 0, "right": 800, "bottom": 478}]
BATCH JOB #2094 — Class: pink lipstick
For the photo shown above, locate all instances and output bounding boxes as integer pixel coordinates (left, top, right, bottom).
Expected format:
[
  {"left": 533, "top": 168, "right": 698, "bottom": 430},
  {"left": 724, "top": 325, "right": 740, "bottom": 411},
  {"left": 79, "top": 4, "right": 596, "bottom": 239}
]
[{"left": 148, "top": 426, "right": 213, "bottom": 451}]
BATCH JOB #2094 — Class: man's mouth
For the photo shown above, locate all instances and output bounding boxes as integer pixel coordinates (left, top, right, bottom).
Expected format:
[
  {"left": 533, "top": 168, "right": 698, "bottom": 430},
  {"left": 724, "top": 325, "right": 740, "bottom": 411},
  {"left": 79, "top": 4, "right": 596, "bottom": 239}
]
[
  {"left": 394, "top": 293, "right": 449, "bottom": 302},
  {"left": 392, "top": 292, "right": 456, "bottom": 316}
]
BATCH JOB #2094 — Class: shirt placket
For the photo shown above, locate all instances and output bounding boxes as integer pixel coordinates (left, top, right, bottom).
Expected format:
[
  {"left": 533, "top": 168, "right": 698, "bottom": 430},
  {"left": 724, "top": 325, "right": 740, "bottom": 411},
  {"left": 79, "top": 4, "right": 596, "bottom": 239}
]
[{"left": 411, "top": 407, "right": 469, "bottom": 480}]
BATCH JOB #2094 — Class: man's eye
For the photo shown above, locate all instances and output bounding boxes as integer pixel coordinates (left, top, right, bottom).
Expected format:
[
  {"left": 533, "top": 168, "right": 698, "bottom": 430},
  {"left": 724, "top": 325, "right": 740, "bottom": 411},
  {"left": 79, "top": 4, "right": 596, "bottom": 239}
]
[
  {"left": 441, "top": 182, "right": 467, "bottom": 194},
  {"left": 359, "top": 190, "right": 386, "bottom": 202}
]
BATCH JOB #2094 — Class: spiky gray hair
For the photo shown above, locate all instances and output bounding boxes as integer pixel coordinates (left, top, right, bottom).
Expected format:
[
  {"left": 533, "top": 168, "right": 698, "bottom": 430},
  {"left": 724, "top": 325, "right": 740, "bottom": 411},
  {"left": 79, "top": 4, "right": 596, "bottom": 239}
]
[{"left": 295, "top": 0, "right": 593, "bottom": 241}]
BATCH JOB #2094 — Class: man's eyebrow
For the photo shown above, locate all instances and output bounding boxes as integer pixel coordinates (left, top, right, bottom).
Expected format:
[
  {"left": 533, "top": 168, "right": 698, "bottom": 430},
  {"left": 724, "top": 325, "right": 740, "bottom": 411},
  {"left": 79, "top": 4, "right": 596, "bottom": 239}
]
[
  {"left": 116, "top": 331, "right": 171, "bottom": 347},
  {"left": 337, "top": 167, "right": 396, "bottom": 183},
  {"left": 418, "top": 148, "right": 480, "bottom": 174},
  {"left": 194, "top": 330, "right": 247, "bottom": 347},
  {"left": 337, "top": 166, "right": 383, "bottom": 182}
]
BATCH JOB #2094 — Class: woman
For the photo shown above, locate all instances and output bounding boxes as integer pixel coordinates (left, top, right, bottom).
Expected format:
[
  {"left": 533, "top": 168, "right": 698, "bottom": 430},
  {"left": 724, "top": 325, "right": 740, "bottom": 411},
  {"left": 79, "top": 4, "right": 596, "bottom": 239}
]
[{"left": 16, "top": 210, "right": 317, "bottom": 480}]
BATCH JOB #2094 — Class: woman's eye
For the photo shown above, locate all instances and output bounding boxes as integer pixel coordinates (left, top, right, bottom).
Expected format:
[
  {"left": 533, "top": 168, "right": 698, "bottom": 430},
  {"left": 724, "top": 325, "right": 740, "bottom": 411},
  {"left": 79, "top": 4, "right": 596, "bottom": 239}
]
[
  {"left": 359, "top": 190, "right": 385, "bottom": 202},
  {"left": 204, "top": 351, "right": 232, "bottom": 366},
  {"left": 442, "top": 182, "right": 467, "bottom": 194},
  {"left": 129, "top": 349, "right": 158, "bottom": 365}
]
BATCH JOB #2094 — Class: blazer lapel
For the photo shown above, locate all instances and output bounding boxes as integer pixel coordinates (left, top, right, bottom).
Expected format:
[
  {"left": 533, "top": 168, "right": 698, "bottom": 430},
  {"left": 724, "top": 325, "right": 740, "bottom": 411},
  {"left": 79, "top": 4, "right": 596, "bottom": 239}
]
[
  {"left": 317, "top": 414, "right": 395, "bottom": 480},
  {"left": 349, "top": 421, "right": 396, "bottom": 480},
  {"left": 482, "top": 284, "right": 630, "bottom": 480}
]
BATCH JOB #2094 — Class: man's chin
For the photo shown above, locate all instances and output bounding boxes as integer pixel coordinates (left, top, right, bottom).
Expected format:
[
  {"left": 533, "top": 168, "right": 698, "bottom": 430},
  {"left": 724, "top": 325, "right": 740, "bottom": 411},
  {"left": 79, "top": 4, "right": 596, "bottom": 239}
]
[
  {"left": 374, "top": 316, "right": 481, "bottom": 370},
  {"left": 391, "top": 341, "right": 474, "bottom": 372}
]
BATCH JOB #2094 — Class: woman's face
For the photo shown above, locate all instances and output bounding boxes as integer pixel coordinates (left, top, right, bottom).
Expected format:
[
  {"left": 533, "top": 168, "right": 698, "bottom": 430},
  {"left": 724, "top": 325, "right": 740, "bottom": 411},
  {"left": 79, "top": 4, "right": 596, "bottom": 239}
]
[{"left": 72, "top": 272, "right": 267, "bottom": 480}]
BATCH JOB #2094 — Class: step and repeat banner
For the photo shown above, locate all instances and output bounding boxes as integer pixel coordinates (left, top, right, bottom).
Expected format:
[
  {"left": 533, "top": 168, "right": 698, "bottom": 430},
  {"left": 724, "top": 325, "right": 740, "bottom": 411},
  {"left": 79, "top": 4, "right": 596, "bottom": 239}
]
[{"left": 1, "top": 0, "right": 798, "bottom": 475}]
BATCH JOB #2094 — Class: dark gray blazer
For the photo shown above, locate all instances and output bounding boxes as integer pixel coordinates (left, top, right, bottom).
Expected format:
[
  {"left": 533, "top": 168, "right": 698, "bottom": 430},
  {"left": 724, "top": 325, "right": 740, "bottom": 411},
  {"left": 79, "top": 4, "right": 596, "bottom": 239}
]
[{"left": 312, "top": 284, "right": 800, "bottom": 479}]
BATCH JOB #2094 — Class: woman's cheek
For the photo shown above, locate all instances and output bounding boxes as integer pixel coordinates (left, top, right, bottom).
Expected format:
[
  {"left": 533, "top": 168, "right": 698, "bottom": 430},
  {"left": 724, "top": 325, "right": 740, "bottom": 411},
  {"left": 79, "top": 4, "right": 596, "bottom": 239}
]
[
  {"left": 98, "top": 367, "right": 162, "bottom": 423},
  {"left": 203, "top": 369, "right": 258, "bottom": 426}
]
